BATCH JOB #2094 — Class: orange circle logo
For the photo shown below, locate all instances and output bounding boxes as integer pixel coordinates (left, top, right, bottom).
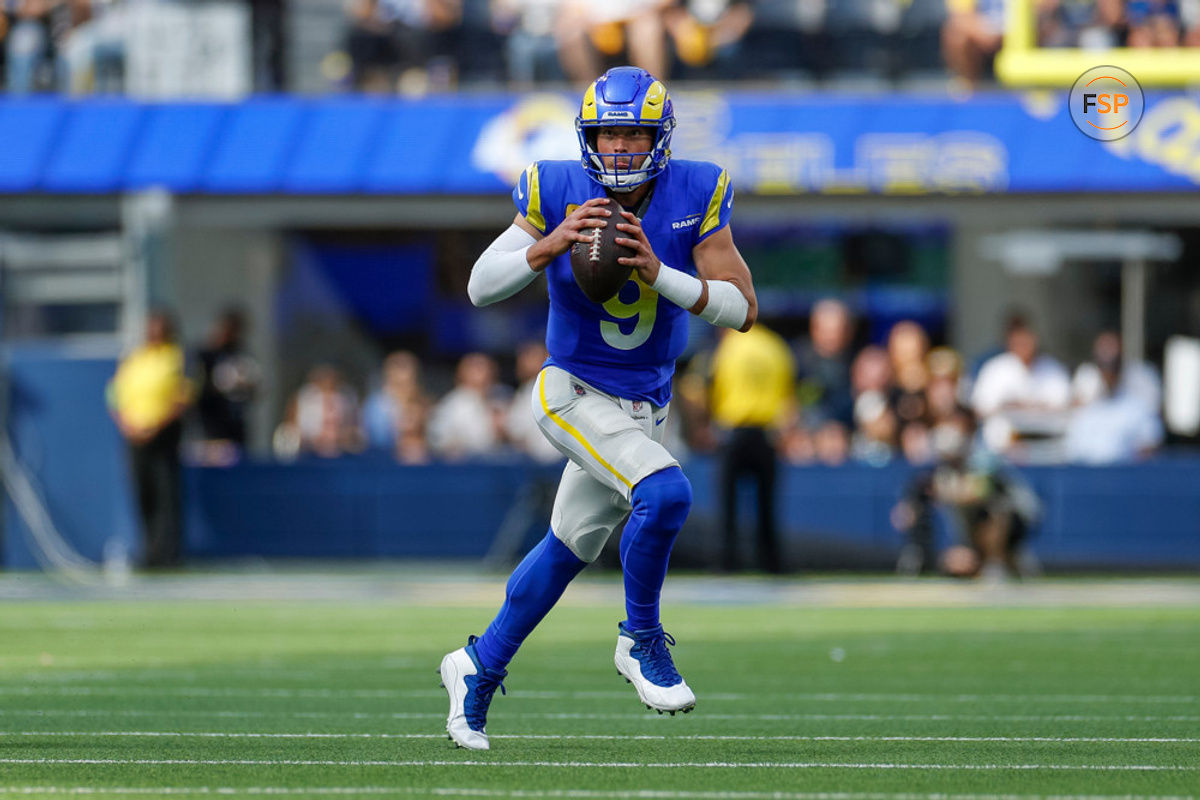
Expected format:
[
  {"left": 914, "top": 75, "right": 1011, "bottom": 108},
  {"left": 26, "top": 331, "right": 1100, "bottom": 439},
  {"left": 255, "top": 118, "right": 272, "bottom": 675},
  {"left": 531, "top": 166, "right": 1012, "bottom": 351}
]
[{"left": 1069, "top": 66, "right": 1144, "bottom": 142}]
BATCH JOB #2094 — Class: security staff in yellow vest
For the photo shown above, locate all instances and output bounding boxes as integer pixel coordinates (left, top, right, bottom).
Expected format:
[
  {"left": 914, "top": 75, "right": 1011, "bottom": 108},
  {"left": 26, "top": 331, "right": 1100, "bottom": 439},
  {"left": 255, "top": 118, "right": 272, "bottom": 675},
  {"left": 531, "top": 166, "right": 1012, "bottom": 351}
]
[{"left": 709, "top": 323, "right": 795, "bottom": 573}]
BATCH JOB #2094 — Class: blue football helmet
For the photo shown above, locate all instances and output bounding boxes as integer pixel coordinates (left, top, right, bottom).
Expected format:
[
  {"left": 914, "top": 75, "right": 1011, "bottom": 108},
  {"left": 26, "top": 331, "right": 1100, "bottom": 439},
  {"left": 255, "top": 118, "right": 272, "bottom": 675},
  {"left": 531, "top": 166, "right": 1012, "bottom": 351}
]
[{"left": 576, "top": 66, "right": 675, "bottom": 192}]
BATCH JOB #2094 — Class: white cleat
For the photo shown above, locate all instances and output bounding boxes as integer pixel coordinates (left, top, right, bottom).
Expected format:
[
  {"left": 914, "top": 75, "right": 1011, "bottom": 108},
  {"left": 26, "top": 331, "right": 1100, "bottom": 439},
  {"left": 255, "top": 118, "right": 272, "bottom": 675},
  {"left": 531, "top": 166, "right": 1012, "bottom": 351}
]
[
  {"left": 614, "top": 621, "right": 696, "bottom": 714},
  {"left": 439, "top": 635, "right": 506, "bottom": 750}
]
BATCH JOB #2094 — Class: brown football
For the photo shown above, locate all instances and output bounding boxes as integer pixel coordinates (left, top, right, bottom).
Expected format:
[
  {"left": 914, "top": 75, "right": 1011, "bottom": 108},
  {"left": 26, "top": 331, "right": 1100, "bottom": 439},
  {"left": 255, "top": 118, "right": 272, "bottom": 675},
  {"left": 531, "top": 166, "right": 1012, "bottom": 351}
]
[{"left": 570, "top": 221, "right": 636, "bottom": 304}]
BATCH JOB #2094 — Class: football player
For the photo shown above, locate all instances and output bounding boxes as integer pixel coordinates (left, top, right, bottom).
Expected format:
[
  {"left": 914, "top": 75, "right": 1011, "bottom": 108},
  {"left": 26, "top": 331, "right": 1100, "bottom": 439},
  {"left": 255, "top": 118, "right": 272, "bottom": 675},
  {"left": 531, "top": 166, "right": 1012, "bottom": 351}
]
[{"left": 439, "top": 66, "right": 758, "bottom": 750}]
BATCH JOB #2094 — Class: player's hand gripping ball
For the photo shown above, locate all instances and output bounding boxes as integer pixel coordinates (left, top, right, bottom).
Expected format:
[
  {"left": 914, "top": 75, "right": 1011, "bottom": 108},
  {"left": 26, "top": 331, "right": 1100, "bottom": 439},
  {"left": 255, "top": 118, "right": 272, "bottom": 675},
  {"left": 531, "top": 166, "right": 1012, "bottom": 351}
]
[{"left": 570, "top": 220, "right": 636, "bottom": 303}]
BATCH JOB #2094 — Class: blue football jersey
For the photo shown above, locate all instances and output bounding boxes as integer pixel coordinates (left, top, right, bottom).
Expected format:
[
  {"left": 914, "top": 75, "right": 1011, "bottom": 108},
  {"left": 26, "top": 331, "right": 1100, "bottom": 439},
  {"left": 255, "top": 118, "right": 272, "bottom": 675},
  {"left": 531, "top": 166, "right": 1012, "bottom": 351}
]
[{"left": 513, "top": 159, "right": 734, "bottom": 406}]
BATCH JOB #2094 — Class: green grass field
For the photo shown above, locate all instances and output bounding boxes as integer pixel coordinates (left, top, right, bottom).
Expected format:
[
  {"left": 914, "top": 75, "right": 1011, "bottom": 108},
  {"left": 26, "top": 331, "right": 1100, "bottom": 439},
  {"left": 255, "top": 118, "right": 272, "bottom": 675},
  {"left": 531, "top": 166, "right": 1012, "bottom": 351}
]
[{"left": 1, "top": 573, "right": 1198, "bottom": 799}]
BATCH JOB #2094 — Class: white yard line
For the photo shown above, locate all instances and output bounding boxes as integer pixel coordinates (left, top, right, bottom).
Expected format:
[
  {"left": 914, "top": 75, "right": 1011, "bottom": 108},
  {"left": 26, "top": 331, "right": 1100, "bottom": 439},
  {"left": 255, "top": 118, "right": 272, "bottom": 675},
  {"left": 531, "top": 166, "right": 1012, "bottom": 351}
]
[
  {"left": 0, "top": 790, "right": 1196, "bottom": 800},
  {"left": 2, "top": 758, "right": 1197, "bottom": 771},
  {"left": 2, "top": 731, "right": 1196, "bottom": 744},
  {"left": 2, "top": 709, "right": 1197, "bottom": 723},
  {"left": 0, "top": 687, "right": 1193, "bottom": 703},
  {"left": 0, "top": 790, "right": 1197, "bottom": 800}
]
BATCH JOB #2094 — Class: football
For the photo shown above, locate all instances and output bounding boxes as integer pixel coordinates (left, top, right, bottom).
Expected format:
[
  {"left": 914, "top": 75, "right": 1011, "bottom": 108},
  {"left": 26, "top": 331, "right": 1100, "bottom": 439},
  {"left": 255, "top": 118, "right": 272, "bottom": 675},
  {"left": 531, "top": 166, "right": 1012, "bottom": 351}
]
[{"left": 570, "top": 221, "right": 636, "bottom": 303}]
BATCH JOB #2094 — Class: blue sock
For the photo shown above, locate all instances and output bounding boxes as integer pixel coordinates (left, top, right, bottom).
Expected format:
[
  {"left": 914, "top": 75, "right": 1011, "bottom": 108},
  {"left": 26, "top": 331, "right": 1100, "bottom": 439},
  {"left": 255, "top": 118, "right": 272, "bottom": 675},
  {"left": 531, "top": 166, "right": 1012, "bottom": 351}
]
[
  {"left": 472, "top": 529, "right": 587, "bottom": 672},
  {"left": 619, "top": 467, "right": 693, "bottom": 631}
]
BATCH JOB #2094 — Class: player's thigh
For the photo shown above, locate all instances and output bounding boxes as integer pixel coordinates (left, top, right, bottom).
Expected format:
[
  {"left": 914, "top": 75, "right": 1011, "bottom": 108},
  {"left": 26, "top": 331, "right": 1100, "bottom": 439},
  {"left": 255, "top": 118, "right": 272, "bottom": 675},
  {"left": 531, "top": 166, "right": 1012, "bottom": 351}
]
[
  {"left": 550, "top": 460, "right": 630, "bottom": 563},
  {"left": 533, "top": 366, "right": 676, "bottom": 500}
]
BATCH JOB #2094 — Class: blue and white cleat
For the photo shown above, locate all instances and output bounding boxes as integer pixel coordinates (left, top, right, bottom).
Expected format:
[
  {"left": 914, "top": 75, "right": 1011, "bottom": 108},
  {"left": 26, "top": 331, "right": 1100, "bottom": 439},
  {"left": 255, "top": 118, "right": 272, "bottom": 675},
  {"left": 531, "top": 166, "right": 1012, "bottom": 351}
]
[
  {"left": 439, "top": 635, "right": 507, "bottom": 750},
  {"left": 614, "top": 622, "right": 696, "bottom": 715}
]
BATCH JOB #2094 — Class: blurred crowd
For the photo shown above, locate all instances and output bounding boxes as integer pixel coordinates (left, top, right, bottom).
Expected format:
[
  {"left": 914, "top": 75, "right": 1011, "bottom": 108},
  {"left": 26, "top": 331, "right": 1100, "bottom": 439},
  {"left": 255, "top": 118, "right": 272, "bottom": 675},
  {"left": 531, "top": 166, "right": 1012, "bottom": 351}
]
[
  {"left": 676, "top": 300, "right": 1163, "bottom": 469},
  {"left": 168, "top": 301, "right": 1163, "bottom": 471},
  {"left": 4, "top": 0, "right": 1198, "bottom": 95}
]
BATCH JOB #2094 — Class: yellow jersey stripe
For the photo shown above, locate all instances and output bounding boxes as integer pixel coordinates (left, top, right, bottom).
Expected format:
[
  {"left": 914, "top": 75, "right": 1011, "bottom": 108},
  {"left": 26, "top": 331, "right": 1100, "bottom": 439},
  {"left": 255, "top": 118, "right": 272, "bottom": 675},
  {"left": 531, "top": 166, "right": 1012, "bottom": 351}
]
[
  {"left": 640, "top": 81, "right": 667, "bottom": 121},
  {"left": 580, "top": 82, "right": 598, "bottom": 121},
  {"left": 538, "top": 370, "right": 632, "bottom": 489},
  {"left": 699, "top": 169, "right": 729, "bottom": 237},
  {"left": 525, "top": 164, "right": 545, "bottom": 232}
]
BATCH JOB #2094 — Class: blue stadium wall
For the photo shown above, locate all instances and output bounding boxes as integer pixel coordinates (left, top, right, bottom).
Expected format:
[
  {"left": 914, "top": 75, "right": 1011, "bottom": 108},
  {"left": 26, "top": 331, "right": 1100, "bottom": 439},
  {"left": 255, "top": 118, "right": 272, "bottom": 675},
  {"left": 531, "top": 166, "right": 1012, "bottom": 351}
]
[
  {"left": 4, "top": 350, "right": 1199, "bottom": 571},
  {"left": 0, "top": 92, "right": 1198, "bottom": 195}
]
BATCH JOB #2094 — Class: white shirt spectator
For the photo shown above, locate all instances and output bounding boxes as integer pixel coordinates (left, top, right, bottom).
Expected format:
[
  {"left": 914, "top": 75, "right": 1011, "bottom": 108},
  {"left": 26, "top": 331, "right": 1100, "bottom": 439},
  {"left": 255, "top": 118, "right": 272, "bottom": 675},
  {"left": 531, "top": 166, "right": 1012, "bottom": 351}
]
[
  {"left": 506, "top": 379, "right": 565, "bottom": 464},
  {"left": 1072, "top": 360, "right": 1162, "bottom": 413},
  {"left": 971, "top": 352, "right": 1071, "bottom": 418},
  {"left": 427, "top": 387, "right": 502, "bottom": 460},
  {"left": 1064, "top": 393, "right": 1163, "bottom": 464}
]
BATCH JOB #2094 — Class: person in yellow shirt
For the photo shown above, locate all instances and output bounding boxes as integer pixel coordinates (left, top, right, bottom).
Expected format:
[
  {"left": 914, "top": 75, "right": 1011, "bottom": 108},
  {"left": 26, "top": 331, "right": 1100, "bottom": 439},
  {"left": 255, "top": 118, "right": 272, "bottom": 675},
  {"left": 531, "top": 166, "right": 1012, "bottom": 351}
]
[
  {"left": 709, "top": 322, "right": 796, "bottom": 573},
  {"left": 108, "top": 311, "right": 192, "bottom": 568}
]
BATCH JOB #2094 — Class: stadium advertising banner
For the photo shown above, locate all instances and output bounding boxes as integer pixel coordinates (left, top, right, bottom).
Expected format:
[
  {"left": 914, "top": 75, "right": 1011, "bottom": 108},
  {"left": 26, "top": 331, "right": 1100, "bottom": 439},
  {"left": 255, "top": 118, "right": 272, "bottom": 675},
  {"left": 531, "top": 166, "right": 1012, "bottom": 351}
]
[{"left": 0, "top": 91, "right": 1196, "bottom": 194}]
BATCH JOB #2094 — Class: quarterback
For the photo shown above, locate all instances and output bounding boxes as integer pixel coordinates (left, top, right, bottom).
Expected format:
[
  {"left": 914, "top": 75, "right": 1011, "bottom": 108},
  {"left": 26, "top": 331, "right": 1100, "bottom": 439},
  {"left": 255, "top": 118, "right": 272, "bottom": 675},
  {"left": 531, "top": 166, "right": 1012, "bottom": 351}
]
[{"left": 439, "top": 66, "right": 758, "bottom": 750}]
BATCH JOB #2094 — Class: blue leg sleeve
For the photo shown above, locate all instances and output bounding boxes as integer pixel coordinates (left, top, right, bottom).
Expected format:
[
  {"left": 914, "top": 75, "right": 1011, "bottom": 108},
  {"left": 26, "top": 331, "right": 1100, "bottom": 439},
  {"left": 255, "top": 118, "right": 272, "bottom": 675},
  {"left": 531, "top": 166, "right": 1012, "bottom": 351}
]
[
  {"left": 472, "top": 528, "right": 587, "bottom": 671},
  {"left": 619, "top": 467, "right": 693, "bottom": 631}
]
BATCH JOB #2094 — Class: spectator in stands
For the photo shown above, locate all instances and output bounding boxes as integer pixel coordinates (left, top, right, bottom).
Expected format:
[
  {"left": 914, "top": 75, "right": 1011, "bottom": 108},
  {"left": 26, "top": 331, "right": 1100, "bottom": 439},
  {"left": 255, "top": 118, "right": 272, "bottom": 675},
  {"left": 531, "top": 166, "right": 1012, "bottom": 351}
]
[
  {"left": 812, "top": 419, "right": 850, "bottom": 465},
  {"left": 108, "top": 310, "right": 192, "bottom": 568},
  {"left": 277, "top": 364, "right": 363, "bottom": 458},
  {"left": 1037, "top": 0, "right": 1122, "bottom": 48},
  {"left": 1126, "top": 0, "right": 1183, "bottom": 46},
  {"left": 56, "top": 0, "right": 126, "bottom": 94},
  {"left": 491, "top": 0, "right": 566, "bottom": 86},
  {"left": 970, "top": 314, "right": 1071, "bottom": 459},
  {"left": 709, "top": 323, "right": 795, "bottom": 573},
  {"left": 795, "top": 298, "right": 856, "bottom": 430},
  {"left": 194, "top": 308, "right": 260, "bottom": 465},
  {"left": 505, "top": 341, "right": 563, "bottom": 463},
  {"left": 343, "top": 0, "right": 403, "bottom": 91},
  {"left": 887, "top": 319, "right": 931, "bottom": 429},
  {"left": 941, "top": 0, "right": 1005, "bottom": 90},
  {"left": 5, "top": 0, "right": 50, "bottom": 93},
  {"left": 556, "top": 0, "right": 670, "bottom": 85},
  {"left": 848, "top": 345, "right": 897, "bottom": 464},
  {"left": 851, "top": 387, "right": 898, "bottom": 465},
  {"left": 341, "top": 0, "right": 460, "bottom": 92},
  {"left": 892, "top": 407, "right": 1040, "bottom": 579},
  {"left": 1063, "top": 330, "right": 1163, "bottom": 463},
  {"left": 663, "top": 0, "right": 754, "bottom": 80},
  {"left": 363, "top": 350, "right": 431, "bottom": 464},
  {"left": 427, "top": 352, "right": 508, "bottom": 460}
]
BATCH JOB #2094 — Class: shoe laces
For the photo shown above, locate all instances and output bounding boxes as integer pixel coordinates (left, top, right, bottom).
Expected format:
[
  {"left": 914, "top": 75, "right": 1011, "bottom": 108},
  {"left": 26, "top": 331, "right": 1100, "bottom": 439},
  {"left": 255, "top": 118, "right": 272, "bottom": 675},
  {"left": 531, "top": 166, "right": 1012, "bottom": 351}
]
[
  {"left": 464, "top": 635, "right": 506, "bottom": 732},
  {"left": 632, "top": 626, "right": 682, "bottom": 686}
]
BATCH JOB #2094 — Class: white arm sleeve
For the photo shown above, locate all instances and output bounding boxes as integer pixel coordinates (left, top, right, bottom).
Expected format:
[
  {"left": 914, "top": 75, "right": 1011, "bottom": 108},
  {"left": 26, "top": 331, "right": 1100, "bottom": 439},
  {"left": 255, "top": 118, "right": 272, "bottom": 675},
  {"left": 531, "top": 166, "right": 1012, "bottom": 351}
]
[
  {"left": 698, "top": 279, "right": 749, "bottom": 330},
  {"left": 467, "top": 224, "right": 540, "bottom": 307},
  {"left": 651, "top": 263, "right": 749, "bottom": 330}
]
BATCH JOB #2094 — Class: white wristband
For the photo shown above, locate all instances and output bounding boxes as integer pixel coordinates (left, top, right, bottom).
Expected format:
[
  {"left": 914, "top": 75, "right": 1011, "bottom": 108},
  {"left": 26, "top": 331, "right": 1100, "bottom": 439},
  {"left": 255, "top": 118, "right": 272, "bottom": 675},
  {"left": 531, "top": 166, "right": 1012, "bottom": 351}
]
[
  {"left": 698, "top": 279, "right": 750, "bottom": 330},
  {"left": 650, "top": 263, "right": 703, "bottom": 310}
]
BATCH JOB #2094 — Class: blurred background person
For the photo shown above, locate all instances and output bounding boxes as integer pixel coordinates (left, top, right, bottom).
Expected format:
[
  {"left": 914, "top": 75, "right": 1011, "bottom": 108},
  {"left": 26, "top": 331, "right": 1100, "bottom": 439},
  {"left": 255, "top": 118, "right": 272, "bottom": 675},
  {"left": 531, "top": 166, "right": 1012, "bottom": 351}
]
[
  {"left": 504, "top": 340, "right": 563, "bottom": 464},
  {"left": 107, "top": 310, "right": 192, "bottom": 569},
  {"left": 892, "top": 408, "right": 1040, "bottom": 579},
  {"left": 941, "top": 0, "right": 1005, "bottom": 91},
  {"left": 5, "top": 0, "right": 50, "bottom": 92},
  {"left": 971, "top": 314, "right": 1071, "bottom": 461},
  {"left": 1064, "top": 331, "right": 1164, "bottom": 464},
  {"left": 194, "top": 308, "right": 260, "bottom": 466},
  {"left": 709, "top": 323, "right": 795, "bottom": 573},
  {"left": 887, "top": 320, "right": 931, "bottom": 431},
  {"left": 663, "top": 0, "right": 754, "bottom": 80},
  {"left": 427, "top": 351, "right": 508, "bottom": 461},
  {"left": 795, "top": 298, "right": 856, "bottom": 432},
  {"left": 556, "top": 0, "right": 670, "bottom": 85},
  {"left": 1037, "top": 0, "right": 1122, "bottom": 48},
  {"left": 490, "top": 0, "right": 566, "bottom": 86},
  {"left": 363, "top": 350, "right": 431, "bottom": 464},
  {"left": 1126, "top": 0, "right": 1183, "bottom": 46},
  {"left": 276, "top": 364, "right": 363, "bottom": 459}
]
